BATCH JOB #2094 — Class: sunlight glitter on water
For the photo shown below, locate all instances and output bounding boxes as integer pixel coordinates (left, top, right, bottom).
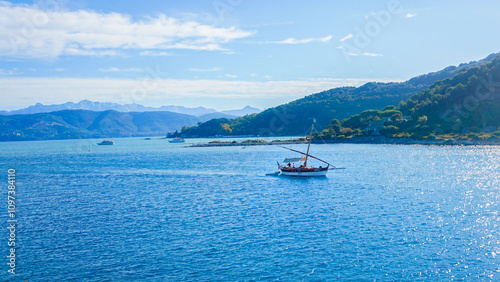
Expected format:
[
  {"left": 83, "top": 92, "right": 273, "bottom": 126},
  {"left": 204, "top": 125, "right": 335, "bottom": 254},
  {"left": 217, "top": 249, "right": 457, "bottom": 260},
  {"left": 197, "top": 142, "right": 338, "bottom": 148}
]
[{"left": 0, "top": 140, "right": 499, "bottom": 280}]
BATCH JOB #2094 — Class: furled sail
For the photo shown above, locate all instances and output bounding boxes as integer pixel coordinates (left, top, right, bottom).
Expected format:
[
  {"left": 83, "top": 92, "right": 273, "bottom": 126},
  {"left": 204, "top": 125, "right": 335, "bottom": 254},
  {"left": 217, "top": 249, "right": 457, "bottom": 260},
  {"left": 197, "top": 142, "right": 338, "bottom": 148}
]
[
  {"left": 278, "top": 145, "right": 332, "bottom": 166},
  {"left": 283, "top": 157, "right": 306, "bottom": 163}
]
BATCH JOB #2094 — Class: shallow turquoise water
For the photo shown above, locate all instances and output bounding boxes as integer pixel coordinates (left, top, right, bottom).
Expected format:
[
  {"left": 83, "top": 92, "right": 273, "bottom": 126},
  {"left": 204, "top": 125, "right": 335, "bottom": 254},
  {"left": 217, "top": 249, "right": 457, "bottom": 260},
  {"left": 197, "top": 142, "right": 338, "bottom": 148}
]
[{"left": 0, "top": 138, "right": 499, "bottom": 281}]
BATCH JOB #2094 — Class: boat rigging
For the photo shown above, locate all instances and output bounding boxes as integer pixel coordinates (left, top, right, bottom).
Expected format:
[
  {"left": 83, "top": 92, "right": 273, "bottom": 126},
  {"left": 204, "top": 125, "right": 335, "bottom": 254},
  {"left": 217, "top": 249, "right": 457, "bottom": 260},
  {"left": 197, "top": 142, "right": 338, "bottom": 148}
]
[{"left": 277, "top": 124, "right": 343, "bottom": 177}]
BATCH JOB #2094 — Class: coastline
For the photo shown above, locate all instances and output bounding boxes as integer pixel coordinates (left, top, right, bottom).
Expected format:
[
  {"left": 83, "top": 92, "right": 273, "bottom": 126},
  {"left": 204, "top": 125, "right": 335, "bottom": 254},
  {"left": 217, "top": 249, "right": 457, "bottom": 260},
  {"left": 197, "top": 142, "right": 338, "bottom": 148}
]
[
  {"left": 189, "top": 141, "right": 307, "bottom": 147},
  {"left": 316, "top": 136, "right": 500, "bottom": 146},
  {"left": 0, "top": 136, "right": 497, "bottom": 146},
  {"left": 189, "top": 136, "right": 500, "bottom": 147}
]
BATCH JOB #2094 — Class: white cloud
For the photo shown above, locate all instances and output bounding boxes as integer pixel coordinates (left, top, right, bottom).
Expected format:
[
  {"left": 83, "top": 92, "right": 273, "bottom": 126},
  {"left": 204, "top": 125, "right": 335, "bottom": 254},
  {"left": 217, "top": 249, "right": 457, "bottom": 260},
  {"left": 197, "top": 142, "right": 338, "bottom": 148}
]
[
  {"left": 0, "top": 2, "right": 255, "bottom": 59},
  {"left": 99, "top": 67, "right": 144, "bottom": 72},
  {"left": 0, "top": 68, "right": 18, "bottom": 75},
  {"left": 245, "top": 21, "right": 295, "bottom": 28},
  {"left": 140, "top": 51, "right": 174, "bottom": 57},
  {"left": 362, "top": 52, "right": 383, "bottom": 57},
  {"left": 405, "top": 13, "right": 417, "bottom": 18},
  {"left": 0, "top": 77, "right": 396, "bottom": 108},
  {"left": 225, "top": 74, "right": 237, "bottom": 78},
  {"left": 64, "top": 49, "right": 122, "bottom": 57},
  {"left": 273, "top": 35, "right": 332, "bottom": 44},
  {"left": 337, "top": 47, "right": 383, "bottom": 57},
  {"left": 339, "top": 34, "right": 354, "bottom": 42},
  {"left": 189, "top": 67, "right": 221, "bottom": 72}
]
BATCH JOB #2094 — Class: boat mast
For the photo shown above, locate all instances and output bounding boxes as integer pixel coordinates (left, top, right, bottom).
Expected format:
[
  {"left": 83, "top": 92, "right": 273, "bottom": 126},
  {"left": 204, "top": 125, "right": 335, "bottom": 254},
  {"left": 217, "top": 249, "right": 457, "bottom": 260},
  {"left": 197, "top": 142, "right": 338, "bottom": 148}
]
[
  {"left": 278, "top": 145, "right": 332, "bottom": 166},
  {"left": 304, "top": 124, "right": 314, "bottom": 167}
]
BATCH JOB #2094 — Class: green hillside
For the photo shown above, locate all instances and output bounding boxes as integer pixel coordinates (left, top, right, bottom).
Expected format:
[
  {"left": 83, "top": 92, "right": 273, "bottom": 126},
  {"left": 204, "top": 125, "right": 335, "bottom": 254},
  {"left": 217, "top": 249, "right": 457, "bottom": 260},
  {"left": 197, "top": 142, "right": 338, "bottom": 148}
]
[
  {"left": 178, "top": 53, "right": 499, "bottom": 137},
  {"left": 318, "top": 56, "right": 500, "bottom": 142},
  {"left": 400, "top": 55, "right": 500, "bottom": 139}
]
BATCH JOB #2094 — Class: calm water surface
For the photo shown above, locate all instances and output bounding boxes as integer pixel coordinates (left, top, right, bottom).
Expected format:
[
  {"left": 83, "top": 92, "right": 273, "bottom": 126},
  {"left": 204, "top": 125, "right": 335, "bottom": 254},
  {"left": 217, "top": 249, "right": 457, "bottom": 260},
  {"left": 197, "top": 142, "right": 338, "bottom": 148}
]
[{"left": 0, "top": 138, "right": 499, "bottom": 281}]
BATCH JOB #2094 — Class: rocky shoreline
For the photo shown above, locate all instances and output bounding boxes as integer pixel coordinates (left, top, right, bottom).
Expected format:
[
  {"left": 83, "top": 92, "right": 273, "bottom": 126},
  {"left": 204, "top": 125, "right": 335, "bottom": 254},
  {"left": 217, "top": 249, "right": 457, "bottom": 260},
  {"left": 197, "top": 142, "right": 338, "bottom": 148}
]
[
  {"left": 315, "top": 136, "right": 500, "bottom": 146},
  {"left": 189, "top": 136, "right": 500, "bottom": 147}
]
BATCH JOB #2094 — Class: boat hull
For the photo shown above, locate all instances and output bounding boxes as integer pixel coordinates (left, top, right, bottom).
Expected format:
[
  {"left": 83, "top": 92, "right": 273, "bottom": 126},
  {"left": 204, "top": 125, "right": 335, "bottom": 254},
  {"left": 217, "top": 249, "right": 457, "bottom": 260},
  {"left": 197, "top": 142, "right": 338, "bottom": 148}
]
[{"left": 279, "top": 167, "right": 328, "bottom": 177}]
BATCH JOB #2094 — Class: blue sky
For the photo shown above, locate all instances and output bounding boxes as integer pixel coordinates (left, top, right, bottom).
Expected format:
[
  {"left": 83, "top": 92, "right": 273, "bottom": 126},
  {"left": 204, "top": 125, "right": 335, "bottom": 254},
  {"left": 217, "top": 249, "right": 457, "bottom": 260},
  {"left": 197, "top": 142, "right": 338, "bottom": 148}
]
[{"left": 1, "top": 0, "right": 500, "bottom": 111}]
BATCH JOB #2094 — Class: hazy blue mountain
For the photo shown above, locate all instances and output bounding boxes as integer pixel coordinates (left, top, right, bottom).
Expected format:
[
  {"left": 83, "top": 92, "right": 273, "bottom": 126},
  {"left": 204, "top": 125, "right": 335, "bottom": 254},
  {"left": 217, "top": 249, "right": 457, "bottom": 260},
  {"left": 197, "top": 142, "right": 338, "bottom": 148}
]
[
  {"left": 198, "top": 112, "right": 238, "bottom": 122},
  {"left": 0, "top": 100, "right": 260, "bottom": 117},
  {"left": 220, "top": 106, "right": 261, "bottom": 117},
  {"left": 0, "top": 104, "right": 261, "bottom": 141},
  {"left": 0, "top": 100, "right": 216, "bottom": 116},
  {"left": 0, "top": 110, "right": 201, "bottom": 141}
]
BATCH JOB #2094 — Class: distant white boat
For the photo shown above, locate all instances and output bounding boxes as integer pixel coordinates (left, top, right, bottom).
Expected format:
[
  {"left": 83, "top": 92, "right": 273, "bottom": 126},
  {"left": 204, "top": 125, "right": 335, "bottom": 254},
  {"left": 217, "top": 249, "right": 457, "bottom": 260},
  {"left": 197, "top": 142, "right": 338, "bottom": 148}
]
[
  {"left": 97, "top": 140, "right": 114, "bottom": 145},
  {"left": 169, "top": 137, "right": 185, "bottom": 143}
]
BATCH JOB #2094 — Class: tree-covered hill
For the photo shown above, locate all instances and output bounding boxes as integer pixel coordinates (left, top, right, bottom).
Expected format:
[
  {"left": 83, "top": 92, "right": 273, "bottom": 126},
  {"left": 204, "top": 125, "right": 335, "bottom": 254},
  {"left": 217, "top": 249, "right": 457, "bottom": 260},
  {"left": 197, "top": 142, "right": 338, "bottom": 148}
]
[
  {"left": 319, "top": 55, "right": 500, "bottom": 142},
  {"left": 399, "top": 55, "right": 500, "bottom": 138},
  {"left": 178, "top": 53, "right": 499, "bottom": 137}
]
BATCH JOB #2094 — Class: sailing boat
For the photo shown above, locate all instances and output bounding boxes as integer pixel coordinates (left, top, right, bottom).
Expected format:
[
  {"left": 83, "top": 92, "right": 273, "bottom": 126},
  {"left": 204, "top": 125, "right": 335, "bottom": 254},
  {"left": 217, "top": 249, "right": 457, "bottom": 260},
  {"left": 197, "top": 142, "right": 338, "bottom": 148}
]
[{"left": 277, "top": 124, "right": 332, "bottom": 177}]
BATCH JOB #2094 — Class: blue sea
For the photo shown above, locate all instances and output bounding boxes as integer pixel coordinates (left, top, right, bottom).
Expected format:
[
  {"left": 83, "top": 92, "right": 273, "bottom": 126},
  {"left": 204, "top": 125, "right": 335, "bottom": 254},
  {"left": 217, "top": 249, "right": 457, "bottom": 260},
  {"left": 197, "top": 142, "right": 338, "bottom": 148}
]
[{"left": 0, "top": 137, "right": 499, "bottom": 281}]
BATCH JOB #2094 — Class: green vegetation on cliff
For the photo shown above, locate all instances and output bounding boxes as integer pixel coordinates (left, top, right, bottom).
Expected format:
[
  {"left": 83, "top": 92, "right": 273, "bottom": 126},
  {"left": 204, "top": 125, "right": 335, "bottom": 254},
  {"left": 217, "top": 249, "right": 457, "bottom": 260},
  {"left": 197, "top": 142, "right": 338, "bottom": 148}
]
[
  {"left": 315, "top": 56, "right": 500, "bottom": 142},
  {"left": 178, "top": 53, "right": 499, "bottom": 138}
]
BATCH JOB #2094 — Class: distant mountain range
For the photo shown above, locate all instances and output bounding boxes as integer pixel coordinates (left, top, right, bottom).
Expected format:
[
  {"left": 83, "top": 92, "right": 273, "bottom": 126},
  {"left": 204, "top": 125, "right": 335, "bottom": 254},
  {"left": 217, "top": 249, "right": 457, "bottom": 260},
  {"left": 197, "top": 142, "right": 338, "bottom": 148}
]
[
  {"left": 0, "top": 100, "right": 261, "bottom": 117},
  {"left": 2, "top": 53, "right": 499, "bottom": 142},
  {"left": 0, "top": 102, "right": 262, "bottom": 141},
  {"left": 0, "top": 109, "right": 220, "bottom": 141}
]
